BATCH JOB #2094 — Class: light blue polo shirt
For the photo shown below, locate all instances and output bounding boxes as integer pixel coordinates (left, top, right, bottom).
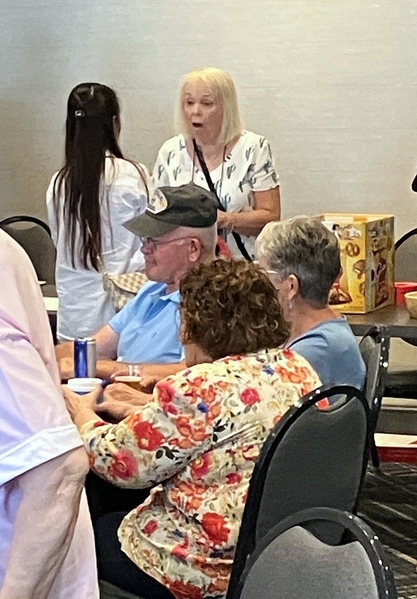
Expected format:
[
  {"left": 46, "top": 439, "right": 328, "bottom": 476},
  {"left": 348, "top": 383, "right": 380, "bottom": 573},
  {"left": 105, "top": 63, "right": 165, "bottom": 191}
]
[
  {"left": 287, "top": 318, "right": 366, "bottom": 391},
  {"left": 109, "top": 281, "right": 183, "bottom": 364}
]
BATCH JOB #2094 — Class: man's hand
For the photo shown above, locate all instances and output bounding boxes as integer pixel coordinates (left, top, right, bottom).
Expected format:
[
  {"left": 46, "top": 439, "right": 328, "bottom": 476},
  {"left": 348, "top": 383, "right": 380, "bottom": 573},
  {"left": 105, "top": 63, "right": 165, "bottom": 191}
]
[
  {"left": 111, "top": 364, "right": 159, "bottom": 393},
  {"left": 96, "top": 360, "right": 126, "bottom": 379},
  {"left": 139, "top": 367, "right": 164, "bottom": 392},
  {"left": 55, "top": 341, "right": 73, "bottom": 361},
  {"left": 58, "top": 356, "right": 74, "bottom": 381}
]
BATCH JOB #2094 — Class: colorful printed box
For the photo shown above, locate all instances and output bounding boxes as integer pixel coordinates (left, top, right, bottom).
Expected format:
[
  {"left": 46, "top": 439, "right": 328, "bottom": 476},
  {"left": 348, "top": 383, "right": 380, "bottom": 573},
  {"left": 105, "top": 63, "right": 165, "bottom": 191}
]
[{"left": 319, "top": 213, "right": 395, "bottom": 314}]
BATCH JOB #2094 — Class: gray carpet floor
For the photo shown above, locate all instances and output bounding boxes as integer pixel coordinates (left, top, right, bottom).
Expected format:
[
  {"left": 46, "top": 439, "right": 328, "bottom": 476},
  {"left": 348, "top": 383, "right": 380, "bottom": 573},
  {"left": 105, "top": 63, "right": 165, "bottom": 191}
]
[{"left": 358, "top": 462, "right": 417, "bottom": 599}]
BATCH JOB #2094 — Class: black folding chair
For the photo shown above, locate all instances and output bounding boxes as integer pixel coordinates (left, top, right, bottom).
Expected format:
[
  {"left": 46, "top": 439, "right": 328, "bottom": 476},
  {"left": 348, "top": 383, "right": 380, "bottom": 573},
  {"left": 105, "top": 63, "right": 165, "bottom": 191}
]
[
  {"left": 237, "top": 507, "right": 397, "bottom": 599},
  {"left": 384, "top": 227, "right": 417, "bottom": 398},
  {"left": 226, "top": 385, "right": 370, "bottom": 599},
  {"left": 358, "top": 325, "right": 390, "bottom": 467},
  {"left": 0, "top": 215, "right": 56, "bottom": 284},
  {"left": 394, "top": 227, "right": 417, "bottom": 282}
]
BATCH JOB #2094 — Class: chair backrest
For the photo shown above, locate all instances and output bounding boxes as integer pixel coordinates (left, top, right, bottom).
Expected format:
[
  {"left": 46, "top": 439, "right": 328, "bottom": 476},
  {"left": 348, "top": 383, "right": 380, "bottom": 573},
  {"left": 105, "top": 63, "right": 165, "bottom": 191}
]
[
  {"left": 226, "top": 385, "right": 369, "bottom": 599},
  {"left": 394, "top": 228, "right": 417, "bottom": 281},
  {"left": 358, "top": 325, "right": 390, "bottom": 433},
  {"left": 238, "top": 507, "right": 397, "bottom": 599},
  {"left": 0, "top": 216, "right": 56, "bottom": 284}
]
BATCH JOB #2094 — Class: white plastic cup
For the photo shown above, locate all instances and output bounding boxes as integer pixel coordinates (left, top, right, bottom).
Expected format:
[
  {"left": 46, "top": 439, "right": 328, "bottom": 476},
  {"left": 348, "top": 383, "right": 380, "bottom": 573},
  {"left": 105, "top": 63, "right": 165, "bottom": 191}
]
[{"left": 67, "top": 377, "right": 103, "bottom": 395}]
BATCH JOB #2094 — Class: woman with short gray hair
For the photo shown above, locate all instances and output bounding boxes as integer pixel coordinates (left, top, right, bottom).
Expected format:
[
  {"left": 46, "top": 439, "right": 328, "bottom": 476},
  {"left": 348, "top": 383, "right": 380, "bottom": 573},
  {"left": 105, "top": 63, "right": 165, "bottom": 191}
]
[{"left": 255, "top": 216, "right": 366, "bottom": 390}]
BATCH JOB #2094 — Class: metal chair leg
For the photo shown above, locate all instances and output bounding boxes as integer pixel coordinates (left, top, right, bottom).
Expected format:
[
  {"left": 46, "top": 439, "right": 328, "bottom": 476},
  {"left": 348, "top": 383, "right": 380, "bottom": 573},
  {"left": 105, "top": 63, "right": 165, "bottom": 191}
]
[{"left": 370, "top": 436, "right": 380, "bottom": 469}]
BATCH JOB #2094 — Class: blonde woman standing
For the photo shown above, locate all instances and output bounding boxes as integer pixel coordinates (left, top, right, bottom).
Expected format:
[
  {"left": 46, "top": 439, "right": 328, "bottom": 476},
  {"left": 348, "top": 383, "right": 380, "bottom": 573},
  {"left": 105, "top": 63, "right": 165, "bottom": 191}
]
[{"left": 153, "top": 68, "right": 280, "bottom": 260}]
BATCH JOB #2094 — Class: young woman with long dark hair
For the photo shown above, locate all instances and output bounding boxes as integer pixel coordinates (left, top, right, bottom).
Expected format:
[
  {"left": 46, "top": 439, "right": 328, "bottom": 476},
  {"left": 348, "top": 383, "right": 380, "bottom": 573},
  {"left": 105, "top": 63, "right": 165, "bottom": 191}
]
[{"left": 47, "top": 82, "right": 150, "bottom": 341}]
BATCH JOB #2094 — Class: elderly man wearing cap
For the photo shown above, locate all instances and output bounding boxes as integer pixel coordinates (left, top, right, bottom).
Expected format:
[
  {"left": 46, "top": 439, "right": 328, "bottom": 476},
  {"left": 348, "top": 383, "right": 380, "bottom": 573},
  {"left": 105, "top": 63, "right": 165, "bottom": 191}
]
[{"left": 56, "top": 183, "right": 217, "bottom": 384}]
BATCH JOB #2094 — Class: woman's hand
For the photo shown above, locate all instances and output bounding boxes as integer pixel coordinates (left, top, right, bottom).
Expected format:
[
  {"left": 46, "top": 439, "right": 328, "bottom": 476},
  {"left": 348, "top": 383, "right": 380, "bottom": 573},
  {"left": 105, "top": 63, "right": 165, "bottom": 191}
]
[
  {"left": 217, "top": 210, "right": 236, "bottom": 231},
  {"left": 62, "top": 384, "right": 103, "bottom": 426},
  {"left": 90, "top": 383, "right": 151, "bottom": 424},
  {"left": 219, "top": 188, "right": 281, "bottom": 238},
  {"left": 103, "top": 382, "right": 151, "bottom": 406},
  {"left": 95, "top": 399, "right": 136, "bottom": 423}
]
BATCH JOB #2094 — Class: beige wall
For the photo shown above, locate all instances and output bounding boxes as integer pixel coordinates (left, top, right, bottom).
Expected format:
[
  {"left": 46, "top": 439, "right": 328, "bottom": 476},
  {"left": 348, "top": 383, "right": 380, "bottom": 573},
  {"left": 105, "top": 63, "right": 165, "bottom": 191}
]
[{"left": 1, "top": 0, "right": 417, "bottom": 237}]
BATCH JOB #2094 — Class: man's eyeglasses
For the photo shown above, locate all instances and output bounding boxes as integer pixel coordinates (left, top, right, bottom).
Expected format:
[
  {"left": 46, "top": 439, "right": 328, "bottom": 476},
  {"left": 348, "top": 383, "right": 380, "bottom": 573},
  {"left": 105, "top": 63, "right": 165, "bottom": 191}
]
[{"left": 140, "top": 236, "right": 194, "bottom": 251}]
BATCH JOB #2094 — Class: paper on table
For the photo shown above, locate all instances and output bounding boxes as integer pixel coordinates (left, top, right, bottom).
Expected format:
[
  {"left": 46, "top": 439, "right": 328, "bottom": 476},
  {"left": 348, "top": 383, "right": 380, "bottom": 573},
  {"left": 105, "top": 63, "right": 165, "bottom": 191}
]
[
  {"left": 375, "top": 433, "right": 417, "bottom": 447},
  {"left": 43, "top": 297, "right": 59, "bottom": 312}
]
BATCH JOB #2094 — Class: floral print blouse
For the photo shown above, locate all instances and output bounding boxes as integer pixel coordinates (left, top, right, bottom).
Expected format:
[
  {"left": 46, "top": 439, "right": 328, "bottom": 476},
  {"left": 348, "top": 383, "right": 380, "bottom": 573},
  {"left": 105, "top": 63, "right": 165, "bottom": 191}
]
[{"left": 80, "top": 348, "right": 321, "bottom": 599}]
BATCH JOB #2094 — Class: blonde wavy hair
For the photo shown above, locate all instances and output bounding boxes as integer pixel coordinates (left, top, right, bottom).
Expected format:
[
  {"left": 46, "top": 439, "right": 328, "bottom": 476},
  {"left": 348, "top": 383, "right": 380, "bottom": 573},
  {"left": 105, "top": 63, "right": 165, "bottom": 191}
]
[
  {"left": 179, "top": 259, "right": 289, "bottom": 361},
  {"left": 175, "top": 67, "right": 243, "bottom": 144}
]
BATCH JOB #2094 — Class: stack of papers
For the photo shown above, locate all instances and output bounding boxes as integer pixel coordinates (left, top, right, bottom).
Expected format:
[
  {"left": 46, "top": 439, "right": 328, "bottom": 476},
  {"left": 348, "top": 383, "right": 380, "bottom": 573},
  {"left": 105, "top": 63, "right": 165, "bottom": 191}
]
[{"left": 375, "top": 433, "right": 417, "bottom": 463}]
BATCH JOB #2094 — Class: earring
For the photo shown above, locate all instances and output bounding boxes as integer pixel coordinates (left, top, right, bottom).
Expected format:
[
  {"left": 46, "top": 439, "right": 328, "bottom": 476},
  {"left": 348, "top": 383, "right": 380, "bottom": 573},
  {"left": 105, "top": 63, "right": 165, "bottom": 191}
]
[{"left": 288, "top": 299, "right": 294, "bottom": 310}]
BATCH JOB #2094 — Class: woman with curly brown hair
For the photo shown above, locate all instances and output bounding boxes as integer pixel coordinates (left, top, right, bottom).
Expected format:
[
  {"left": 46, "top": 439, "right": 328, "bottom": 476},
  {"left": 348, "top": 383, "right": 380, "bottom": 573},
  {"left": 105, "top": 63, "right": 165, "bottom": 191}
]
[{"left": 63, "top": 259, "right": 321, "bottom": 599}]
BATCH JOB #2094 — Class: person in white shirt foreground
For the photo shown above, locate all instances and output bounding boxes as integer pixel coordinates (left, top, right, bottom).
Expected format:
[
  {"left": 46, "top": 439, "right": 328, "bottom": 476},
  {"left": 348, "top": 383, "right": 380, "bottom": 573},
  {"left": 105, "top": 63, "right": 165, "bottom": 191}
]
[{"left": 0, "top": 230, "right": 98, "bottom": 599}]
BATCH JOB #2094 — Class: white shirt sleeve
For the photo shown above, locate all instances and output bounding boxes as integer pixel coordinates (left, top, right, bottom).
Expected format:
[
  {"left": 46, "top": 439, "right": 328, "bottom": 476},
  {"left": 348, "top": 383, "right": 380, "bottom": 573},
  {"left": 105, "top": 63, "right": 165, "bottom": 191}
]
[
  {"left": 106, "top": 160, "right": 151, "bottom": 215},
  {"left": 0, "top": 332, "right": 82, "bottom": 485},
  {"left": 153, "top": 145, "right": 174, "bottom": 187},
  {"left": 46, "top": 172, "right": 60, "bottom": 247}
]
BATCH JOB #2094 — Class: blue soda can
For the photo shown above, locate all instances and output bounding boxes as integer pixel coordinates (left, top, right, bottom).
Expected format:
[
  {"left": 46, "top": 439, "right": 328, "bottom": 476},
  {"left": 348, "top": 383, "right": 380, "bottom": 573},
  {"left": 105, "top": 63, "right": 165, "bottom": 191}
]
[{"left": 74, "top": 338, "right": 96, "bottom": 378}]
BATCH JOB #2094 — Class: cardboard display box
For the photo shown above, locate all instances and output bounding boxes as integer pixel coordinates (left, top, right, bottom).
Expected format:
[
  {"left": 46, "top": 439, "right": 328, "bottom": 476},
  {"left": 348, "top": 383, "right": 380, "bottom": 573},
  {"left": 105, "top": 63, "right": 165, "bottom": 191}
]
[{"left": 319, "top": 213, "right": 395, "bottom": 314}]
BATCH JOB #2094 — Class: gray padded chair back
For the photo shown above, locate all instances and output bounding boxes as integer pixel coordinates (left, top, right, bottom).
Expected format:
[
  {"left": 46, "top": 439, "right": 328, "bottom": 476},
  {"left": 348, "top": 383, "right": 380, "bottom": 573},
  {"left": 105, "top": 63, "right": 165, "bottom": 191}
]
[
  {"left": 242, "top": 528, "right": 378, "bottom": 599},
  {"left": 256, "top": 391, "right": 368, "bottom": 544},
  {"left": 0, "top": 217, "right": 56, "bottom": 284},
  {"left": 226, "top": 386, "right": 369, "bottom": 599},
  {"left": 239, "top": 508, "right": 397, "bottom": 599}
]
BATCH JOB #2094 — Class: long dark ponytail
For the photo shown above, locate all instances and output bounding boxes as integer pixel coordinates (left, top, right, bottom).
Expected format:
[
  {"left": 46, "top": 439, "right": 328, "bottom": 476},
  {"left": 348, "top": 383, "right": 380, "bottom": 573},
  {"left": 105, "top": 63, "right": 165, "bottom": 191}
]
[{"left": 53, "top": 83, "right": 132, "bottom": 270}]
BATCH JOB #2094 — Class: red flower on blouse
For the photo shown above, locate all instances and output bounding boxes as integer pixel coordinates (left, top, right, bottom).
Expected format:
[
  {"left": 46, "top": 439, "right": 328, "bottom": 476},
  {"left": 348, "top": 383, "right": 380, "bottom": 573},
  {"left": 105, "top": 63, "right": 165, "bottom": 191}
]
[
  {"left": 133, "top": 420, "right": 165, "bottom": 451},
  {"left": 226, "top": 472, "right": 243, "bottom": 484},
  {"left": 172, "top": 543, "right": 189, "bottom": 560},
  {"left": 108, "top": 449, "right": 138, "bottom": 480},
  {"left": 176, "top": 416, "right": 192, "bottom": 438},
  {"left": 275, "top": 364, "right": 312, "bottom": 384},
  {"left": 156, "top": 381, "right": 176, "bottom": 412},
  {"left": 142, "top": 520, "right": 158, "bottom": 535},
  {"left": 240, "top": 387, "right": 260, "bottom": 406},
  {"left": 282, "top": 348, "right": 294, "bottom": 360},
  {"left": 191, "top": 453, "right": 211, "bottom": 477},
  {"left": 202, "top": 513, "right": 230, "bottom": 545},
  {"left": 216, "top": 236, "right": 233, "bottom": 260}
]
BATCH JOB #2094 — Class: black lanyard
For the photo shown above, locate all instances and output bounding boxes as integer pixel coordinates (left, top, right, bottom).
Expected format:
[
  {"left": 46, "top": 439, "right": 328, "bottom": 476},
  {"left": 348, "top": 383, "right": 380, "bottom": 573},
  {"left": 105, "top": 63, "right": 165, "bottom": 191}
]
[{"left": 192, "top": 139, "right": 252, "bottom": 261}]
